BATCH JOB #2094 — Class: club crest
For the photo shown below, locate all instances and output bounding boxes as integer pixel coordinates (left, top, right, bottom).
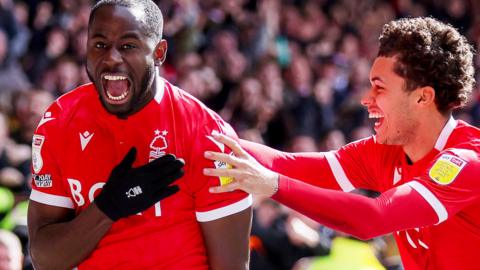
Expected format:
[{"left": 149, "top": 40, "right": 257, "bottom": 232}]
[{"left": 149, "top": 130, "right": 168, "bottom": 162}]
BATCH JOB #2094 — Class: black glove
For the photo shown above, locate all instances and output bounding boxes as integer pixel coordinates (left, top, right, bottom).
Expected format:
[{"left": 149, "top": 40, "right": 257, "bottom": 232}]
[{"left": 95, "top": 147, "right": 184, "bottom": 221}]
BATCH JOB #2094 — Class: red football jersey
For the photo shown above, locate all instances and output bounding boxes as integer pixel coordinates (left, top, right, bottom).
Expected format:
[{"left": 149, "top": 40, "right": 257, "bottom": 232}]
[
  {"left": 30, "top": 78, "right": 252, "bottom": 269},
  {"left": 244, "top": 117, "right": 480, "bottom": 270}
]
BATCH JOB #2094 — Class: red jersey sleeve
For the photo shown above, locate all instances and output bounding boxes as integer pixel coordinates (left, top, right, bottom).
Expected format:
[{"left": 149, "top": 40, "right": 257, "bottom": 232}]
[
  {"left": 406, "top": 146, "right": 480, "bottom": 224},
  {"left": 241, "top": 136, "right": 394, "bottom": 192},
  {"left": 270, "top": 174, "right": 438, "bottom": 240},
  {"left": 183, "top": 106, "right": 251, "bottom": 222},
  {"left": 30, "top": 102, "right": 75, "bottom": 209}
]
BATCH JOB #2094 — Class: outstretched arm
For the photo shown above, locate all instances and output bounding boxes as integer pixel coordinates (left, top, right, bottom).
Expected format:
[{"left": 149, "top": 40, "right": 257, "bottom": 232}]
[
  {"left": 204, "top": 133, "right": 439, "bottom": 240},
  {"left": 269, "top": 176, "right": 437, "bottom": 239},
  {"left": 239, "top": 139, "right": 342, "bottom": 190}
]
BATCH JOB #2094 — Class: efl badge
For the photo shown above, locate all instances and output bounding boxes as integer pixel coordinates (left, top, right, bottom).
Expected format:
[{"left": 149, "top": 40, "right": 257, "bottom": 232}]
[
  {"left": 429, "top": 154, "right": 466, "bottom": 185},
  {"left": 149, "top": 129, "right": 168, "bottom": 162},
  {"left": 207, "top": 132, "right": 234, "bottom": 186},
  {"left": 32, "top": 135, "right": 45, "bottom": 173},
  {"left": 214, "top": 159, "right": 234, "bottom": 186}
]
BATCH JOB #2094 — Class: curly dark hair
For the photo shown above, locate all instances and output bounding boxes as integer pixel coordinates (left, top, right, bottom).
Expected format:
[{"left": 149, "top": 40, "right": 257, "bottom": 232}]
[
  {"left": 378, "top": 17, "right": 475, "bottom": 113},
  {"left": 89, "top": 0, "right": 163, "bottom": 42}
]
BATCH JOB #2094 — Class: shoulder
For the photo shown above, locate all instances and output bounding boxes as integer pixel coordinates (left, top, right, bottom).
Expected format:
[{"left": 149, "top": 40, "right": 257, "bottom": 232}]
[
  {"left": 55, "top": 83, "right": 97, "bottom": 114},
  {"left": 164, "top": 80, "right": 231, "bottom": 134},
  {"left": 35, "top": 83, "right": 98, "bottom": 134},
  {"left": 166, "top": 81, "right": 215, "bottom": 116},
  {"left": 448, "top": 120, "right": 480, "bottom": 146}
]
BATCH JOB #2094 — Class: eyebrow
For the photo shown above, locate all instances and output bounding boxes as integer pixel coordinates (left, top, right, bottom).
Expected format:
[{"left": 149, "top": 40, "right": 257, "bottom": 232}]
[
  {"left": 120, "top": 32, "right": 142, "bottom": 40},
  {"left": 90, "top": 32, "right": 107, "bottom": 39},
  {"left": 89, "top": 31, "right": 142, "bottom": 40}
]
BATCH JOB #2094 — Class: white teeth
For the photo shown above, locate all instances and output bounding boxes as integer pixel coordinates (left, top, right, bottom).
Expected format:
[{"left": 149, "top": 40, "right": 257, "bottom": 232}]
[
  {"left": 106, "top": 90, "right": 128, "bottom": 101},
  {"left": 104, "top": 75, "right": 127, "bottom": 81},
  {"left": 369, "top": 113, "right": 384, "bottom": 119},
  {"left": 103, "top": 74, "right": 129, "bottom": 101}
]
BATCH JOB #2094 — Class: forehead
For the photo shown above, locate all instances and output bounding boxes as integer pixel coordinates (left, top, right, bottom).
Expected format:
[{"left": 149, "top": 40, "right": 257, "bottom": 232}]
[
  {"left": 369, "top": 56, "right": 403, "bottom": 84},
  {"left": 89, "top": 5, "right": 146, "bottom": 36}
]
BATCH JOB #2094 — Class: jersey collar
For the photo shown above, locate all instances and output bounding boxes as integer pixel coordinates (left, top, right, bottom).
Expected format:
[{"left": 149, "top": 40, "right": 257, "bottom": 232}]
[
  {"left": 153, "top": 68, "right": 165, "bottom": 104},
  {"left": 434, "top": 116, "right": 457, "bottom": 151}
]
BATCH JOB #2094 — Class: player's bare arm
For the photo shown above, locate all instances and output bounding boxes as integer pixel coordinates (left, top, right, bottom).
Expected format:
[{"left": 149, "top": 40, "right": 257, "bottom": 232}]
[
  {"left": 203, "top": 133, "right": 470, "bottom": 240},
  {"left": 28, "top": 202, "right": 112, "bottom": 270},
  {"left": 200, "top": 207, "right": 252, "bottom": 270},
  {"left": 239, "top": 139, "right": 352, "bottom": 191}
]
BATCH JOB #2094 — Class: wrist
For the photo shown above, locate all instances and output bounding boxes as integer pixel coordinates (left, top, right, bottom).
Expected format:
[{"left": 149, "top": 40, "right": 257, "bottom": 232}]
[
  {"left": 269, "top": 173, "right": 279, "bottom": 197},
  {"left": 94, "top": 193, "right": 121, "bottom": 221},
  {"left": 91, "top": 202, "right": 115, "bottom": 225}
]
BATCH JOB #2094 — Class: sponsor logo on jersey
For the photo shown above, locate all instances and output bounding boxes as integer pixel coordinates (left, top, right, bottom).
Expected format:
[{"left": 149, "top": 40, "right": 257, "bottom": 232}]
[
  {"left": 32, "top": 135, "right": 45, "bottom": 173},
  {"left": 37, "top": 111, "right": 55, "bottom": 128},
  {"left": 79, "top": 131, "right": 94, "bottom": 151},
  {"left": 149, "top": 129, "right": 168, "bottom": 162},
  {"left": 429, "top": 154, "right": 466, "bottom": 185},
  {"left": 33, "top": 174, "right": 52, "bottom": 187}
]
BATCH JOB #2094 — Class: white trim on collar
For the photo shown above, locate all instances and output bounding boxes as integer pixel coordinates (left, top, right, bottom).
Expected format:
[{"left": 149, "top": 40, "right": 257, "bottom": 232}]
[
  {"left": 154, "top": 69, "right": 165, "bottom": 104},
  {"left": 434, "top": 116, "right": 457, "bottom": 151}
]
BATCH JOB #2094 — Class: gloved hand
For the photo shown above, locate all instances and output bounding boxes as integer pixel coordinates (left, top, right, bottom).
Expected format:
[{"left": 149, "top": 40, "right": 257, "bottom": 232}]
[{"left": 95, "top": 147, "right": 184, "bottom": 221}]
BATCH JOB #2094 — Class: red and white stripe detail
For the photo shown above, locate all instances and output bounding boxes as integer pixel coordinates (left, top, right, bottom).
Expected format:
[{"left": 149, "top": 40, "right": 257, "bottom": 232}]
[
  {"left": 324, "top": 151, "right": 355, "bottom": 192},
  {"left": 196, "top": 195, "right": 252, "bottom": 222},
  {"left": 30, "top": 190, "right": 74, "bottom": 209},
  {"left": 407, "top": 181, "right": 448, "bottom": 224}
]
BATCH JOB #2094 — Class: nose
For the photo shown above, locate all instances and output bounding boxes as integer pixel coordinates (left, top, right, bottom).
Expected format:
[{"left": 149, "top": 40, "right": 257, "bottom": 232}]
[
  {"left": 360, "top": 87, "right": 374, "bottom": 107},
  {"left": 104, "top": 47, "right": 122, "bottom": 68}
]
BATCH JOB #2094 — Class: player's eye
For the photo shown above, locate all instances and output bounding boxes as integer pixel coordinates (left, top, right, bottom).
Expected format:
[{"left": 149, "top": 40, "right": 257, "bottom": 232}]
[
  {"left": 95, "top": 42, "right": 107, "bottom": 49},
  {"left": 121, "top": 44, "right": 136, "bottom": 50}
]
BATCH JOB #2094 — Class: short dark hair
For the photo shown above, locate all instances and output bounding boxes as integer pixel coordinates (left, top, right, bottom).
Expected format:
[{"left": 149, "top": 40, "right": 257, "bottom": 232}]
[
  {"left": 89, "top": 0, "right": 163, "bottom": 42},
  {"left": 378, "top": 17, "right": 475, "bottom": 113}
]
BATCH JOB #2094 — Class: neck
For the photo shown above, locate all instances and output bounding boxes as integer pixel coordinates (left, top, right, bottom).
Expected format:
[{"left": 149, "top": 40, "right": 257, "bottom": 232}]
[{"left": 403, "top": 112, "right": 450, "bottom": 163}]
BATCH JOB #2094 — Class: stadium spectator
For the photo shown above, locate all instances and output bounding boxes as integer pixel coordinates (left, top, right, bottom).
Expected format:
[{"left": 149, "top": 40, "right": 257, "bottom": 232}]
[
  {"left": 0, "top": 28, "right": 30, "bottom": 95},
  {"left": 0, "top": 229, "right": 23, "bottom": 270},
  {"left": 0, "top": 112, "right": 30, "bottom": 194}
]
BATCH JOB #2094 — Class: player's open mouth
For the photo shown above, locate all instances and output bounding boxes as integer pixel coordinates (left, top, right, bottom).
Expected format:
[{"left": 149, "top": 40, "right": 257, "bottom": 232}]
[
  {"left": 102, "top": 74, "right": 132, "bottom": 104},
  {"left": 369, "top": 112, "right": 385, "bottom": 131}
]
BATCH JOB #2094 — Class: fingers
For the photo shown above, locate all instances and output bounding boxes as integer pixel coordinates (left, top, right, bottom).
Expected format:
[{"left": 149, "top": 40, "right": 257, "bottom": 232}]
[
  {"left": 121, "top": 147, "right": 137, "bottom": 168},
  {"left": 139, "top": 154, "right": 185, "bottom": 175},
  {"left": 112, "top": 147, "right": 137, "bottom": 176},
  {"left": 204, "top": 168, "right": 246, "bottom": 193},
  {"left": 161, "top": 169, "right": 185, "bottom": 185},
  {"left": 211, "top": 133, "right": 248, "bottom": 158},
  {"left": 203, "top": 167, "right": 242, "bottom": 179},
  {"left": 156, "top": 185, "right": 180, "bottom": 200},
  {"left": 142, "top": 167, "right": 184, "bottom": 190},
  {"left": 209, "top": 181, "right": 240, "bottom": 193},
  {"left": 204, "top": 151, "right": 243, "bottom": 168},
  {"left": 142, "top": 154, "right": 176, "bottom": 170}
]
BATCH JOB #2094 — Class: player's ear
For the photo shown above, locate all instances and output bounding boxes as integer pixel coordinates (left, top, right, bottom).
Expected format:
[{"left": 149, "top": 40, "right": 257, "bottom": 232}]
[
  {"left": 416, "top": 86, "right": 435, "bottom": 106},
  {"left": 154, "top": 39, "right": 167, "bottom": 66}
]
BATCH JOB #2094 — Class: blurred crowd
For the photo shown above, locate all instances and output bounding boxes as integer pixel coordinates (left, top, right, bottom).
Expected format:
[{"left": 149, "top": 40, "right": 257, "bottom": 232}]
[{"left": 0, "top": 0, "right": 479, "bottom": 269}]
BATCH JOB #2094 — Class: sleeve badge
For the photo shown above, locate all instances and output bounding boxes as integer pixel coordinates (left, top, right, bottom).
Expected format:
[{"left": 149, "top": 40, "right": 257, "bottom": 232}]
[
  {"left": 32, "top": 135, "right": 45, "bottom": 173},
  {"left": 428, "top": 154, "right": 466, "bottom": 185}
]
